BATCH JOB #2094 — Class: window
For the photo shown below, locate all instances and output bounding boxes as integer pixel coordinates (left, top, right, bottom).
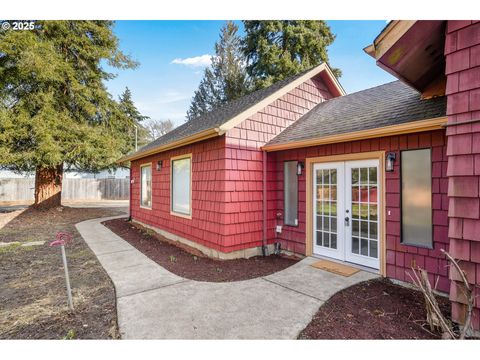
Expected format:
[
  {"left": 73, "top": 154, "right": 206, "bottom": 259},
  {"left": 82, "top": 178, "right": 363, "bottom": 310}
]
[
  {"left": 140, "top": 164, "right": 152, "bottom": 208},
  {"left": 284, "top": 161, "right": 298, "bottom": 226},
  {"left": 401, "top": 149, "right": 432, "bottom": 247},
  {"left": 171, "top": 155, "right": 192, "bottom": 216}
]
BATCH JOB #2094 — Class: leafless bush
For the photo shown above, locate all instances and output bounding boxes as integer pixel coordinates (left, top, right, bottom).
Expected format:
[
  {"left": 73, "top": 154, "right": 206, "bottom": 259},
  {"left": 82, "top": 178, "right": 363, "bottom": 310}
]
[{"left": 408, "top": 249, "right": 475, "bottom": 339}]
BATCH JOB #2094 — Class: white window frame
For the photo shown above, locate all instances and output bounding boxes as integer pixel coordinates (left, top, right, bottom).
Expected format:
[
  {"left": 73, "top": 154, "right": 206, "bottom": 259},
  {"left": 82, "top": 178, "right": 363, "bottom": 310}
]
[
  {"left": 170, "top": 154, "right": 192, "bottom": 219},
  {"left": 140, "top": 163, "right": 152, "bottom": 209}
]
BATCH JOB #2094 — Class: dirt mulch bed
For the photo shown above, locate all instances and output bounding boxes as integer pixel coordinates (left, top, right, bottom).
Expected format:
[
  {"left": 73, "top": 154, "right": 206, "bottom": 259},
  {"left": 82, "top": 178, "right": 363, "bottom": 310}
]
[
  {"left": 298, "top": 278, "right": 452, "bottom": 339},
  {"left": 0, "top": 206, "right": 125, "bottom": 339},
  {"left": 102, "top": 218, "right": 299, "bottom": 282}
]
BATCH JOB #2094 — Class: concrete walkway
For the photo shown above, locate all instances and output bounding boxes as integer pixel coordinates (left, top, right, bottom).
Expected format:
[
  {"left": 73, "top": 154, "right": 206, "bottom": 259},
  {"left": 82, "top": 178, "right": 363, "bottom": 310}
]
[{"left": 76, "top": 216, "right": 378, "bottom": 339}]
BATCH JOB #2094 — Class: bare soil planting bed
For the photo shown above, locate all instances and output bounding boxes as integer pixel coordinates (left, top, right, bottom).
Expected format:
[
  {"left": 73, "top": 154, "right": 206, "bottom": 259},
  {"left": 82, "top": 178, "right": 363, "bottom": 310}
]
[
  {"left": 0, "top": 206, "right": 125, "bottom": 339},
  {"left": 102, "top": 218, "right": 299, "bottom": 282},
  {"left": 298, "top": 278, "right": 452, "bottom": 339}
]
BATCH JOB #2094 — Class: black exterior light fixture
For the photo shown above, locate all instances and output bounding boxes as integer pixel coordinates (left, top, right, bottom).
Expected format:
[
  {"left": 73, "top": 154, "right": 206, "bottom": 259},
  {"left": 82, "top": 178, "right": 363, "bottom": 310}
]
[
  {"left": 386, "top": 152, "right": 396, "bottom": 172},
  {"left": 296, "top": 161, "right": 305, "bottom": 176},
  {"left": 156, "top": 160, "right": 163, "bottom": 171}
]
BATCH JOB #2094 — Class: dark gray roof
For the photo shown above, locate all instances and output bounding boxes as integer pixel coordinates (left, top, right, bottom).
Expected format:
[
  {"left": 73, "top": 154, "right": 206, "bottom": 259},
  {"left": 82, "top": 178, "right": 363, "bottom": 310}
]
[
  {"left": 132, "top": 67, "right": 319, "bottom": 157},
  {"left": 266, "top": 81, "right": 446, "bottom": 146}
]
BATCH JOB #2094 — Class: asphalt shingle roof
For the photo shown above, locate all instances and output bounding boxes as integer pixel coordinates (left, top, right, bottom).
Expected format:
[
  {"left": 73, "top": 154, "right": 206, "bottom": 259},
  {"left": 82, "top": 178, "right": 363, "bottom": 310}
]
[
  {"left": 266, "top": 80, "right": 446, "bottom": 146},
  {"left": 133, "top": 67, "right": 317, "bottom": 156}
]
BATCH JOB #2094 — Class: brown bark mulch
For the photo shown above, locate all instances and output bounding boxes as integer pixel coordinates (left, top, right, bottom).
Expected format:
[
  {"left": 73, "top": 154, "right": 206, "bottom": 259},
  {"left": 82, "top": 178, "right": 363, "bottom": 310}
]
[
  {"left": 0, "top": 206, "right": 125, "bottom": 339},
  {"left": 298, "top": 277, "right": 452, "bottom": 339},
  {"left": 102, "top": 218, "right": 299, "bottom": 282}
]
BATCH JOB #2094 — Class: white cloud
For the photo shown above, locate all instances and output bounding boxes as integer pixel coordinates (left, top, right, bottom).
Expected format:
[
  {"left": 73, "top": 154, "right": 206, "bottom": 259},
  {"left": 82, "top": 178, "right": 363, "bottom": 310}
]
[{"left": 171, "top": 54, "right": 212, "bottom": 68}]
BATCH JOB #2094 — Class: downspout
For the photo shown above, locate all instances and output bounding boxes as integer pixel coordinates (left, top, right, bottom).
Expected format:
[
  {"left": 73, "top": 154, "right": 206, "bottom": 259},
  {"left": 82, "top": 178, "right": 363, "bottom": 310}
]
[
  {"left": 262, "top": 150, "right": 268, "bottom": 256},
  {"left": 128, "top": 165, "right": 133, "bottom": 221}
]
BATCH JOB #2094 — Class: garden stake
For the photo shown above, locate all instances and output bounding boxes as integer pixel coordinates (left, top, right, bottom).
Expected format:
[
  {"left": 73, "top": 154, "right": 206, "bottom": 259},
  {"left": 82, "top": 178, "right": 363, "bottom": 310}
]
[{"left": 49, "top": 232, "right": 73, "bottom": 311}]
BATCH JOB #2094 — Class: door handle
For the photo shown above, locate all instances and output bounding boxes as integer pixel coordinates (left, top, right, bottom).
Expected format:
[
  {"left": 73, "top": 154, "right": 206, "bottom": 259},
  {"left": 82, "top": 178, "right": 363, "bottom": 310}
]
[{"left": 345, "top": 216, "right": 350, "bottom": 226}]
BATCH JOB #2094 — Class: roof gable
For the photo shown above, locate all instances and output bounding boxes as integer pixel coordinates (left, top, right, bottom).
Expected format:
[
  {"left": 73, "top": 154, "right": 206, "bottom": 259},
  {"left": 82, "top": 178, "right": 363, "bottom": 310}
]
[
  {"left": 264, "top": 81, "right": 447, "bottom": 150},
  {"left": 119, "top": 63, "right": 343, "bottom": 162}
]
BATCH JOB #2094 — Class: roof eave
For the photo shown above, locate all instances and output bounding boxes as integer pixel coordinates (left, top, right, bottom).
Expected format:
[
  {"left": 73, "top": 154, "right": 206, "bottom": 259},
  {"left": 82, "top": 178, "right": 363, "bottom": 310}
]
[
  {"left": 262, "top": 116, "right": 447, "bottom": 152},
  {"left": 117, "top": 63, "right": 346, "bottom": 163},
  {"left": 117, "top": 127, "right": 220, "bottom": 164},
  {"left": 364, "top": 20, "right": 417, "bottom": 60}
]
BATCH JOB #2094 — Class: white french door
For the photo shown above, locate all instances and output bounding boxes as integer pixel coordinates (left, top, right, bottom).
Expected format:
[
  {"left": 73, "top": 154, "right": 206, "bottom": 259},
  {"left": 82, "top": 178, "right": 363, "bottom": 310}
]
[{"left": 313, "top": 159, "right": 380, "bottom": 269}]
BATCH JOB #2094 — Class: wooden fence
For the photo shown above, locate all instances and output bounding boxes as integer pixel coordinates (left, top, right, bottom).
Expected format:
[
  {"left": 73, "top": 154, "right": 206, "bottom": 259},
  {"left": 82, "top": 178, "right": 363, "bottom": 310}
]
[{"left": 0, "top": 178, "right": 130, "bottom": 202}]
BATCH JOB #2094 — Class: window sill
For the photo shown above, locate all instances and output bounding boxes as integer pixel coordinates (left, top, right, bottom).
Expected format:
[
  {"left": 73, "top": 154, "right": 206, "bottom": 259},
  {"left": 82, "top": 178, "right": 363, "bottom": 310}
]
[
  {"left": 170, "top": 210, "right": 192, "bottom": 220},
  {"left": 400, "top": 242, "right": 433, "bottom": 250},
  {"left": 140, "top": 205, "right": 152, "bottom": 210}
]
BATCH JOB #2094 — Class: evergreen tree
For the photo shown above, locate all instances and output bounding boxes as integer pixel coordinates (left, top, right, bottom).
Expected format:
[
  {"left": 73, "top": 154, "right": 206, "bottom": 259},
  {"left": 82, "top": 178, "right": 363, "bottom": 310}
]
[
  {"left": 187, "top": 21, "right": 250, "bottom": 120},
  {"left": 0, "top": 21, "right": 138, "bottom": 208},
  {"left": 118, "top": 87, "right": 150, "bottom": 148},
  {"left": 242, "top": 20, "right": 341, "bottom": 89}
]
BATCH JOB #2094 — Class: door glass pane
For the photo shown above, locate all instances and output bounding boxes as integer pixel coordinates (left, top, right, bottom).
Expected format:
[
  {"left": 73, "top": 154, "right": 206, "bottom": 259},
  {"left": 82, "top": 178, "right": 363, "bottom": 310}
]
[
  {"left": 360, "top": 238, "right": 369, "bottom": 256},
  {"left": 352, "top": 168, "right": 359, "bottom": 185},
  {"left": 369, "top": 204, "right": 378, "bottom": 221},
  {"left": 360, "top": 204, "right": 368, "bottom": 220},
  {"left": 360, "top": 168, "right": 368, "bottom": 184},
  {"left": 323, "top": 170, "right": 330, "bottom": 184},
  {"left": 351, "top": 165, "right": 380, "bottom": 259},
  {"left": 360, "top": 221, "right": 369, "bottom": 238},
  {"left": 369, "top": 167, "right": 377, "bottom": 184},
  {"left": 315, "top": 168, "right": 338, "bottom": 250},
  {"left": 322, "top": 216, "right": 329, "bottom": 231},
  {"left": 370, "top": 240, "right": 378, "bottom": 258},
  {"left": 370, "top": 222, "right": 378, "bottom": 240},
  {"left": 352, "top": 204, "right": 360, "bottom": 219},
  {"left": 352, "top": 219, "right": 359, "bottom": 236},
  {"left": 330, "top": 201, "right": 337, "bottom": 216},
  {"left": 331, "top": 234, "right": 337, "bottom": 249},
  {"left": 352, "top": 237, "right": 359, "bottom": 254}
]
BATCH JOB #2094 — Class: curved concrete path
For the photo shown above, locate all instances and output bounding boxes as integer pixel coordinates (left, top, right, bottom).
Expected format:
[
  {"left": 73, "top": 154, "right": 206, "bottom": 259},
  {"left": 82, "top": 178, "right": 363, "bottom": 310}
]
[{"left": 76, "top": 216, "right": 378, "bottom": 339}]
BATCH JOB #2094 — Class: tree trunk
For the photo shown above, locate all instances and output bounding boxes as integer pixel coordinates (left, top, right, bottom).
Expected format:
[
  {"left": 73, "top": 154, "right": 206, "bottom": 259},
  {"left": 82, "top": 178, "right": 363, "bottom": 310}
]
[{"left": 34, "top": 164, "right": 63, "bottom": 208}]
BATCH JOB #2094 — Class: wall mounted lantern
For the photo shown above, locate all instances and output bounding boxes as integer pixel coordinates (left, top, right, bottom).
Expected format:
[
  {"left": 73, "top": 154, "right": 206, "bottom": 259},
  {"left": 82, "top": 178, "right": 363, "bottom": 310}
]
[
  {"left": 296, "top": 161, "right": 304, "bottom": 176},
  {"left": 156, "top": 160, "right": 163, "bottom": 171},
  {"left": 386, "top": 152, "right": 396, "bottom": 172}
]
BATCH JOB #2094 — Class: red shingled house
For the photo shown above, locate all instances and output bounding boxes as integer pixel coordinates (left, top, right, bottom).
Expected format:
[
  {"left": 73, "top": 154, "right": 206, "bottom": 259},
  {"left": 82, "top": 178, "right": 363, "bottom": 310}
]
[{"left": 120, "top": 20, "right": 480, "bottom": 331}]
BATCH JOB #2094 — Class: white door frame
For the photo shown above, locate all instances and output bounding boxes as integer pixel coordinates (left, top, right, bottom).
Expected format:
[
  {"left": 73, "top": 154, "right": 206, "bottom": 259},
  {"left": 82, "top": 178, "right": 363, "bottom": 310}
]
[{"left": 311, "top": 158, "right": 381, "bottom": 270}]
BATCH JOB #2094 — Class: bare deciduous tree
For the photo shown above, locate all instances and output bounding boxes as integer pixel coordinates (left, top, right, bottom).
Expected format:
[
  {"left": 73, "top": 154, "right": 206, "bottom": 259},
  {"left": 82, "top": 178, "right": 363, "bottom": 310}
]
[{"left": 144, "top": 119, "right": 174, "bottom": 142}]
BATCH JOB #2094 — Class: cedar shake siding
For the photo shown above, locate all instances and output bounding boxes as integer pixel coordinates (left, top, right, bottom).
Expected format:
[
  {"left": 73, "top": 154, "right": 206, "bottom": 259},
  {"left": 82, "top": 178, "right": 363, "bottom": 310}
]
[
  {"left": 444, "top": 20, "right": 480, "bottom": 330},
  {"left": 130, "top": 136, "right": 227, "bottom": 252},
  {"left": 268, "top": 129, "right": 450, "bottom": 293},
  {"left": 130, "top": 74, "right": 333, "bottom": 254},
  {"left": 223, "top": 77, "right": 333, "bottom": 251}
]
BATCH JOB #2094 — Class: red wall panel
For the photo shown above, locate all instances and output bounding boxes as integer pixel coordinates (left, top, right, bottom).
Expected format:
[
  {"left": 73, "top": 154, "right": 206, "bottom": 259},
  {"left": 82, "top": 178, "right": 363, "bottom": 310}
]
[
  {"left": 445, "top": 20, "right": 480, "bottom": 329},
  {"left": 270, "top": 130, "right": 450, "bottom": 293},
  {"left": 130, "top": 136, "right": 228, "bottom": 252},
  {"left": 222, "top": 76, "right": 333, "bottom": 250},
  {"left": 130, "top": 75, "right": 333, "bottom": 254}
]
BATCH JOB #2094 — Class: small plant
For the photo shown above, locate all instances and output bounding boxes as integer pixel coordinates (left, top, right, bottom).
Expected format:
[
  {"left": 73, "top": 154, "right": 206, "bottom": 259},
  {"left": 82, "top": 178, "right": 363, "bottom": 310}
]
[
  {"left": 63, "top": 329, "right": 76, "bottom": 340},
  {"left": 169, "top": 255, "right": 177, "bottom": 263}
]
